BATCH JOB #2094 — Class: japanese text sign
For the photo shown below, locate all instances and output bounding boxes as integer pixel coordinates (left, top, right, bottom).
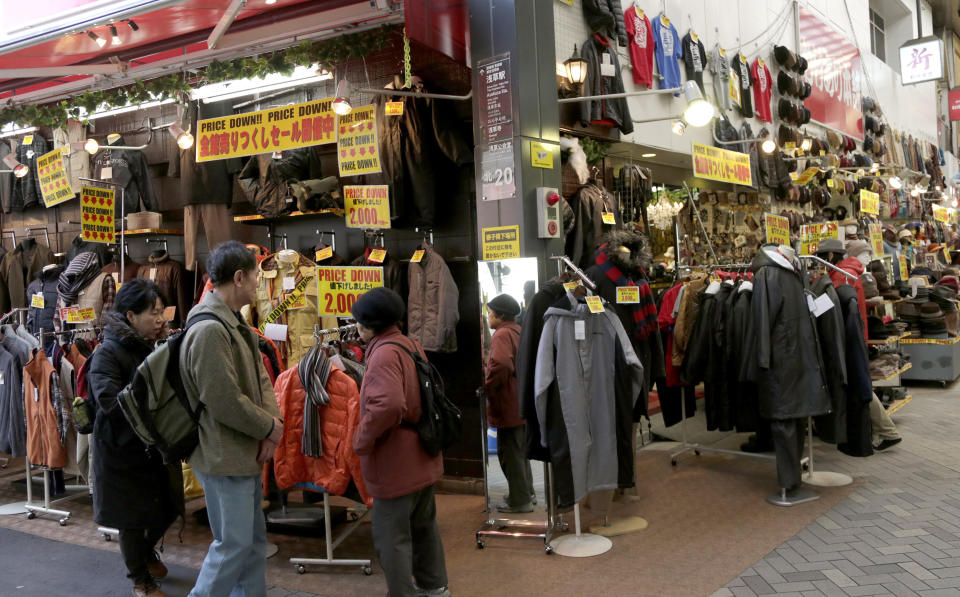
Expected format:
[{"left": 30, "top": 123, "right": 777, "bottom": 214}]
[
  {"left": 196, "top": 97, "right": 336, "bottom": 162},
  {"left": 800, "top": 221, "right": 839, "bottom": 255},
  {"left": 481, "top": 225, "right": 520, "bottom": 260},
  {"left": 343, "top": 185, "right": 390, "bottom": 229},
  {"left": 899, "top": 255, "right": 909, "bottom": 280},
  {"left": 934, "top": 204, "right": 950, "bottom": 223},
  {"left": 316, "top": 266, "right": 384, "bottom": 316},
  {"left": 799, "top": 6, "right": 863, "bottom": 139},
  {"left": 37, "top": 147, "right": 74, "bottom": 207},
  {"left": 337, "top": 105, "right": 381, "bottom": 177},
  {"left": 795, "top": 167, "right": 820, "bottom": 185},
  {"left": 616, "top": 286, "right": 639, "bottom": 304},
  {"left": 80, "top": 186, "right": 116, "bottom": 244},
  {"left": 860, "top": 189, "right": 879, "bottom": 215},
  {"left": 950, "top": 88, "right": 960, "bottom": 121},
  {"left": 691, "top": 142, "right": 751, "bottom": 186},
  {"left": 899, "top": 38, "right": 943, "bottom": 85},
  {"left": 764, "top": 213, "right": 790, "bottom": 246},
  {"left": 869, "top": 224, "right": 884, "bottom": 256}
]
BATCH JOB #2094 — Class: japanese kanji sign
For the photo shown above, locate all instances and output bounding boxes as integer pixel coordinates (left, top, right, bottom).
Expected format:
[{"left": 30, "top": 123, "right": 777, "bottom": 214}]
[
  {"left": 337, "top": 105, "right": 381, "bottom": 177},
  {"left": 869, "top": 224, "right": 884, "bottom": 256},
  {"left": 764, "top": 213, "right": 790, "bottom": 246},
  {"left": 196, "top": 97, "right": 337, "bottom": 163},
  {"left": 80, "top": 186, "right": 116, "bottom": 244},
  {"left": 860, "top": 189, "right": 880, "bottom": 215},
  {"left": 37, "top": 147, "right": 74, "bottom": 207},
  {"left": 934, "top": 204, "right": 950, "bottom": 223},
  {"left": 800, "top": 221, "right": 840, "bottom": 256},
  {"left": 344, "top": 185, "right": 390, "bottom": 229},
  {"left": 691, "top": 142, "right": 752, "bottom": 186},
  {"left": 899, "top": 38, "right": 943, "bottom": 85},
  {"left": 316, "top": 266, "right": 384, "bottom": 316}
]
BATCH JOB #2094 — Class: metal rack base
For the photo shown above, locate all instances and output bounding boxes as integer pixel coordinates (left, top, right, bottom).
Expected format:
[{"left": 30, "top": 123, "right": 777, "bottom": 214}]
[{"left": 288, "top": 491, "right": 372, "bottom": 576}]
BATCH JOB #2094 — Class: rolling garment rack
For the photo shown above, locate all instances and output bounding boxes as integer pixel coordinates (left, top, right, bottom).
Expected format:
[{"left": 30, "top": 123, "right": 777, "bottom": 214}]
[{"left": 288, "top": 323, "right": 373, "bottom": 576}]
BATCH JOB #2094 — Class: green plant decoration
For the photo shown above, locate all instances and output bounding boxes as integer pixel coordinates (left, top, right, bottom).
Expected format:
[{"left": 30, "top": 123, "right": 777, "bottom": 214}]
[{"left": 580, "top": 137, "right": 611, "bottom": 165}]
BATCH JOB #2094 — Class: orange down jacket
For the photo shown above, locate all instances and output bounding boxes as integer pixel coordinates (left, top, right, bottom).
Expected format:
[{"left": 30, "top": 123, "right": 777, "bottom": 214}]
[{"left": 271, "top": 362, "right": 370, "bottom": 507}]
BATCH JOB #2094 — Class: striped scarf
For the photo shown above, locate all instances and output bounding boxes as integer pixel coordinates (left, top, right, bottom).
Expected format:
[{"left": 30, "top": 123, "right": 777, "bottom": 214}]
[
  {"left": 298, "top": 344, "right": 332, "bottom": 459},
  {"left": 594, "top": 247, "right": 658, "bottom": 340}
]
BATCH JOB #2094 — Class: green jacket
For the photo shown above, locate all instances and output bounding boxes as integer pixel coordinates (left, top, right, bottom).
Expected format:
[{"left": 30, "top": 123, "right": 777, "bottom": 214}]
[{"left": 181, "top": 291, "right": 281, "bottom": 476}]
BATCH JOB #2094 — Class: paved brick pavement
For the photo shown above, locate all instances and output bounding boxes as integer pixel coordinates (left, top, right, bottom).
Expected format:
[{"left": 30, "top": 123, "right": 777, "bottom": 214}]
[{"left": 713, "top": 384, "right": 960, "bottom": 597}]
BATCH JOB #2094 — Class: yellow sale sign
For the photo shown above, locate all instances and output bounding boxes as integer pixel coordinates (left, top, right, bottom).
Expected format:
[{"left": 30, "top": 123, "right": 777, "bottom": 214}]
[
  {"left": 869, "top": 224, "right": 884, "bottom": 256},
  {"left": 616, "top": 286, "right": 640, "bottom": 304},
  {"left": 80, "top": 186, "right": 116, "bottom": 244},
  {"left": 934, "top": 204, "right": 950, "bottom": 223},
  {"left": 344, "top": 185, "right": 390, "bottom": 229},
  {"left": 860, "top": 189, "right": 879, "bottom": 215},
  {"left": 482, "top": 225, "right": 520, "bottom": 260},
  {"left": 337, "top": 105, "right": 381, "bottom": 177},
  {"left": 316, "top": 266, "right": 384, "bottom": 316},
  {"left": 764, "top": 213, "right": 790, "bottom": 246},
  {"left": 196, "top": 97, "right": 336, "bottom": 162},
  {"left": 691, "top": 142, "right": 752, "bottom": 186},
  {"left": 800, "top": 221, "right": 839, "bottom": 255},
  {"left": 37, "top": 147, "right": 74, "bottom": 207}
]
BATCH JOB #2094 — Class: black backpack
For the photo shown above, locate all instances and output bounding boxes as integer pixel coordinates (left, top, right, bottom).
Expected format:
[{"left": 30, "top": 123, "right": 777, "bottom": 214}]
[{"left": 382, "top": 342, "right": 462, "bottom": 456}]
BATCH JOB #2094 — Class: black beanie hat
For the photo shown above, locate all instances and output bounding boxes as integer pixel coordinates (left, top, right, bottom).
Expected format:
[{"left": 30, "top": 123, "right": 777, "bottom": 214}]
[
  {"left": 351, "top": 287, "right": 405, "bottom": 329},
  {"left": 488, "top": 294, "right": 521, "bottom": 317}
]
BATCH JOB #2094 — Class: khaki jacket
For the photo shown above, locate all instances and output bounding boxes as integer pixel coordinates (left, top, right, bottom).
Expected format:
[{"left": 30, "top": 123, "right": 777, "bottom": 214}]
[
  {"left": 407, "top": 245, "right": 459, "bottom": 353},
  {"left": 181, "top": 291, "right": 281, "bottom": 477}
]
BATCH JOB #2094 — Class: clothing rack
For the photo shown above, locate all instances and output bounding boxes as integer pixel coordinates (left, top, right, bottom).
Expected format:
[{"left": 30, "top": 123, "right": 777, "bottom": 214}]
[{"left": 549, "top": 255, "right": 597, "bottom": 291}]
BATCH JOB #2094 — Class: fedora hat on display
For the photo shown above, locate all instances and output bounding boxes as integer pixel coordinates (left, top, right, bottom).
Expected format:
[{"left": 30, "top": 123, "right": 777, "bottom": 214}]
[
  {"left": 800, "top": 81, "right": 812, "bottom": 99},
  {"left": 774, "top": 45, "right": 798, "bottom": 68},
  {"left": 863, "top": 136, "right": 874, "bottom": 152},
  {"left": 777, "top": 71, "right": 796, "bottom": 96},
  {"left": 800, "top": 108, "right": 811, "bottom": 124},
  {"left": 797, "top": 55, "right": 808, "bottom": 74}
]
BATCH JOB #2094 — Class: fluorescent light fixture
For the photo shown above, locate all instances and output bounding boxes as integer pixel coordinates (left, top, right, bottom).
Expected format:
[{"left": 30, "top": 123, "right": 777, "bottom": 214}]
[
  {"left": 75, "top": 97, "right": 176, "bottom": 120},
  {"left": 680, "top": 80, "right": 715, "bottom": 127},
  {"left": 761, "top": 139, "right": 776, "bottom": 154},
  {"left": 88, "top": 31, "right": 106, "bottom": 48},
  {"left": 671, "top": 120, "right": 686, "bottom": 135},
  {"left": 109, "top": 25, "right": 120, "bottom": 46},
  {"left": 190, "top": 65, "right": 332, "bottom": 103},
  {"left": 0, "top": 124, "right": 37, "bottom": 139},
  {"left": 84, "top": 139, "right": 100, "bottom": 154},
  {"left": 332, "top": 79, "right": 353, "bottom": 115},
  {"left": 641, "top": 153, "right": 656, "bottom": 158},
  {"left": 266, "top": 0, "right": 277, "bottom": 3}
]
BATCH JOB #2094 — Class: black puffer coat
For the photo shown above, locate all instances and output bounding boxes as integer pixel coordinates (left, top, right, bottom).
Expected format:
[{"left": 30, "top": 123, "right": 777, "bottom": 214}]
[
  {"left": 748, "top": 246, "right": 832, "bottom": 420},
  {"left": 582, "top": 0, "right": 627, "bottom": 46},
  {"left": 26, "top": 266, "right": 64, "bottom": 356},
  {"left": 88, "top": 311, "right": 183, "bottom": 529}
]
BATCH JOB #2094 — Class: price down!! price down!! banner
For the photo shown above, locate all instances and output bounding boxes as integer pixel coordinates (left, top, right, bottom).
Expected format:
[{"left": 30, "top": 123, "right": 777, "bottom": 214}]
[{"left": 80, "top": 186, "right": 116, "bottom": 244}]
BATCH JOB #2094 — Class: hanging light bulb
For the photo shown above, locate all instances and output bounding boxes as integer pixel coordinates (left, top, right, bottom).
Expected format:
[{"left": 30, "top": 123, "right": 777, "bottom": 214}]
[
  {"left": 870, "top": 162, "right": 880, "bottom": 172},
  {"left": 168, "top": 123, "right": 194, "bottom": 150},
  {"left": 761, "top": 139, "right": 776, "bottom": 154},
  {"left": 671, "top": 120, "right": 686, "bottom": 136},
  {"left": 88, "top": 31, "right": 106, "bottom": 48},
  {"left": 332, "top": 78, "right": 352, "bottom": 116},
  {"left": 680, "top": 81, "right": 715, "bottom": 127},
  {"left": 911, "top": 186, "right": 921, "bottom": 197},
  {"left": 888, "top": 176, "right": 903, "bottom": 190},
  {"left": 563, "top": 45, "right": 588, "bottom": 85},
  {"left": 84, "top": 138, "right": 99, "bottom": 155},
  {"left": 109, "top": 24, "right": 121, "bottom": 46}
]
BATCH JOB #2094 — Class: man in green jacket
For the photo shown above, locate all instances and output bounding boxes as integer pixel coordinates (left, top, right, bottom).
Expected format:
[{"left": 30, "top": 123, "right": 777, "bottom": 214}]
[{"left": 181, "top": 241, "right": 283, "bottom": 597}]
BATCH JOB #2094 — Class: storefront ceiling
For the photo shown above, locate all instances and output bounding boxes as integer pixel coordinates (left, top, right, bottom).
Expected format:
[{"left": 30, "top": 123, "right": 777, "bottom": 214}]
[{"left": 0, "top": 0, "right": 378, "bottom": 98}]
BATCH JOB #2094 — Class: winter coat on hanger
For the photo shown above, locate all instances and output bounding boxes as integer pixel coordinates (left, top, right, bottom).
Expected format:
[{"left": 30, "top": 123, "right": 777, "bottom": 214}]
[
  {"left": 565, "top": 182, "right": 621, "bottom": 269},
  {"left": 91, "top": 135, "right": 157, "bottom": 218},
  {"left": 829, "top": 257, "right": 869, "bottom": 342},
  {"left": 0, "top": 340, "right": 23, "bottom": 456},
  {"left": 835, "top": 284, "right": 874, "bottom": 458},
  {"left": 810, "top": 275, "right": 848, "bottom": 445},
  {"left": 26, "top": 266, "right": 64, "bottom": 355},
  {"left": 579, "top": 34, "right": 634, "bottom": 135},
  {"left": 180, "top": 100, "right": 242, "bottom": 207},
  {"left": 0, "top": 239, "right": 55, "bottom": 312},
  {"left": 87, "top": 311, "right": 183, "bottom": 529},
  {"left": 726, "top": 281, "right": 760, "bottom": 432},
  {"left": 582, "top": 0, "right": 627, "bottom": 46},
  {"left": 136, "top": 252, "right": 190, "bottom": 327},
  {"left": 272, "top": 362, "right": 371, "bottom": 506},
  {"left": 350, "top": 248, "right": 404, "bottom": 297},
  {"left": 747, "top": 245, "right": 832, "bottom": 420},
  {"left": 534, "top": 293, "right": 644, "bottom": 508},
  {"left": 671, "top": 271, "right": 708, "bottom": 367},
  {"left": 684, "top": 282, "right": 736, "bottom": 431},
  {"left": 11, "top": 134, "right": 49, "bottom": 211},
  {"left": 238, "top": 147, "right": 322, "bottom": 218},
  {"left": 0, "top": 138, "right": 14, "bottom": 213},
  {"left": 407, "top": 244, "right": 459, "bottom": 353},
  {"left": 23, "top": 349, "right": 67, "bottom": 469},
  {"left": 516, "top": 280, "right": 566, "bottom": 461},
  {"left": 53, "top": 120, "right": 89, "bottom": 194}
]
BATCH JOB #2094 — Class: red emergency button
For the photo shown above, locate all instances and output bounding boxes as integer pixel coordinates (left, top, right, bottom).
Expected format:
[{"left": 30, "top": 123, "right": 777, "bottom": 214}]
[
  {"left": 548, "top": 221, "right": 558, "bottom": 235},
  {"left": 546, "top": 191, "right": 560, "bottom": 206}
]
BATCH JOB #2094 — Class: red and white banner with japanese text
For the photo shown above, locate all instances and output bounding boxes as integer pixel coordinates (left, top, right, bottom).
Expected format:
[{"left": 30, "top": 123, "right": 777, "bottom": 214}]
[
  {"left": 798, "top": 6, "right": 864, "bottom": 140},
  {"left": 196, "top": 97, "right": 337, "bottom": 162}
]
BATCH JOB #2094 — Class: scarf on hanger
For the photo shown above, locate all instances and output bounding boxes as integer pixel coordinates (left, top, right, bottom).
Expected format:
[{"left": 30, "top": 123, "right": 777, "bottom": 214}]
[
  {"left": 58, "top": 251, "right": 101, "bottom": 305},
  {"left": 298, "top": 343, "right": 333, "bottom": 459},
  {"left": 594, "top": 247, "right": 658, "bottom": 340}
]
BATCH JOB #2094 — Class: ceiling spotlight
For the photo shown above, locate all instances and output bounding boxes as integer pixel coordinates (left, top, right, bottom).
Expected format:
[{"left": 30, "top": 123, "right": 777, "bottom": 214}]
[
  {"left": 12, "top": 163, "right": 28, "bottom": 178},
  {"left": 761, "top": 138, "right": 777, "bottom": 154},
  {"left": 125, "top": 19, "right": 139, "bottom": 32},
  {"left": 332, "top": 79, "right": 353, "bottom": 116},
  {"left": 641, "top": 153, "right": 656, "bottom": 158},
  {"left": 88, "top": 31, "right": 106, "bottom": 48},
  {"left": 109, "top": 24, "right": 121, "bottom": 46},
  {"left": 800, "top": 137, "right": 812, "bottom": 152},
  {"left": 680, "top": 80, "right": 715, "bottom": 127},
  {"left": 889, "top": 176, "right": 903, "bottom": 190},
  {"left": 671, "top": 120, "right": 686, "bottom": 136},
  {"left": 936, "top": 185, "right": 942, "bottom": 191},
  {"left": 870, "top": 162, "right": 880, "bottom": 172},
  {"left": 168, "top": 123, "right": 194, "bottom": 150},
  {"left": 83, "top": 138, "right": 99, "bottom": 155}
]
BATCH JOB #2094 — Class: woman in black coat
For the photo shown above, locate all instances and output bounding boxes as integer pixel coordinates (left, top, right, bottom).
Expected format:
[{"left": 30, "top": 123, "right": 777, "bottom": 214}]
[{"left": 88, "top": 279, "right": 181, "bottom": 597}]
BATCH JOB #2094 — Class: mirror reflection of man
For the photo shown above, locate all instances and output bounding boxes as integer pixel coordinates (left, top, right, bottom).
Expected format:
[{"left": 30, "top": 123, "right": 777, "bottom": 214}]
[{"left": 485, "top": 294, "right": 534, "bottom": 513}]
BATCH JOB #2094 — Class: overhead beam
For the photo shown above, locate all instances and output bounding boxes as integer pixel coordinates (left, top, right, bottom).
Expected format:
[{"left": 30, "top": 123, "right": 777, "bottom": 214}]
[
  {"left": 207, "top": 0, "right": 247, "bottom": 50},
  {"left": 0, "top": 64, "right": 128, "bottom": 78}
]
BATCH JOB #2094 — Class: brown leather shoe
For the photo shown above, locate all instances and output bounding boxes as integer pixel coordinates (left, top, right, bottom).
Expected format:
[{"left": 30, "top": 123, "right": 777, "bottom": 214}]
[
  {"left": 132, "top": 582, "right": 167, "bottom": 597},
  {"left": 147, "top": 554, "right": 168, "bottom": 581}
]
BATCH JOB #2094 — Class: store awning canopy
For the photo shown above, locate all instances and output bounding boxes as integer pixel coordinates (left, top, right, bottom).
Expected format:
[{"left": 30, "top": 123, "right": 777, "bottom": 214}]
[{"left": 0, "top": 0, "right": 397, "bottom": 103}]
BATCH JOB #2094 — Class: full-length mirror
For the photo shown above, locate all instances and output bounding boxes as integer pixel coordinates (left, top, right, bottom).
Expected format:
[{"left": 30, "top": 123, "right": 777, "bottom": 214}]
[{"left": 477, "top": 258, "right": 545, "bottom": 520}]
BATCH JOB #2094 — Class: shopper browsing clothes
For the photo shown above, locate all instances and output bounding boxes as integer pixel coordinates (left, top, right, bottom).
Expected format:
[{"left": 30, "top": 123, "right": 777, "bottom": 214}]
[
  {"left": 485, "top": 294, "right": 534, "bottom": 513},
  {"left": 181, "top": 241, "right": 284, "bottom": 597},
  {"left": 816, "top": 239, "right": 903, "bottom": 451},
  {"left": 351, "top": 287, "right": 450, "bottom": 597},
  {"left": 87, "top": 279, "right": 178, "bottom": 597}
]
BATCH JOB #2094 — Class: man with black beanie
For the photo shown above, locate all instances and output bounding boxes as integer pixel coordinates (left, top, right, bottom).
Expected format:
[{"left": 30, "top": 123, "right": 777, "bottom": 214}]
[
  {"left": 485, "top": 294, "right": 534, "bottom": 513},
  {"left": 351, "top": 287, "right": 450, "bottom": 597}
]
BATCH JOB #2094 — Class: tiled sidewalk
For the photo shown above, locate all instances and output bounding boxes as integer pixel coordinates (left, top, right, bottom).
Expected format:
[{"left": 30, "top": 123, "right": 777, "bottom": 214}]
[{"left": 715, "top": 384, "right": 960, "bottom": 597}]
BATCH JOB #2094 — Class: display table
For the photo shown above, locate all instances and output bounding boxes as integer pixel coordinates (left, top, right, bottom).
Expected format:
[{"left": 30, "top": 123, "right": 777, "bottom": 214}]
[{"left": 900, "top": 336, "right": 960, "bottom": 386}]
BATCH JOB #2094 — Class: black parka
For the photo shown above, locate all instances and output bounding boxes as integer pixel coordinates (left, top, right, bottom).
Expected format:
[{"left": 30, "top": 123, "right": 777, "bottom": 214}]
[
  {"left": 810, "top": 275, "right": 848, "bottom": 445},
  {"left": 26, "top": 266, "right": 64, "bottom": 356},
  {"left": 748, "top": 246, "right": 832, "bottom": 420},
  {"left": 91, "top": 136, "right": 157, "bottom": 218},
  {"left": 88, "top": 312, "right": 183, "bottom": 529}
]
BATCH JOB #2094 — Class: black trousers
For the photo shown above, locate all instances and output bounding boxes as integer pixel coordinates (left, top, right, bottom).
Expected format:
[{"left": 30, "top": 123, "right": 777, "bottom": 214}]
[
  {"left": 656, "top": 378, "right": 696, "bottom": 427},
  {"left": 372, "top": 485, "right": 448, "bottom": 597},
  {"left": 771, "top": 418, "right": 807, "bottom": 491},
  {"left": 118, "top": 524, "right": 169, "bottom": 585},
  {"left": 497, "top": 425, "right": 534, "bottom": 507}
]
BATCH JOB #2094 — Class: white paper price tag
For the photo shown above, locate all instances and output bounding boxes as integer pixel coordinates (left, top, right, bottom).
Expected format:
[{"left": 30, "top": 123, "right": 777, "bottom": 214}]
[
  {"left": 101, "top": 166, "right": 112, "bottom": 180},
  {"left": 263, "top": 323, "right": 288, "bottom": 342},
  {"left": 282, "top": 277, "right": 296, "bottom": 291},
  {"left": 812, "top": 294, "right": 834, "bottom": 317},
  {"left": 807, "top": 294, "right": 817, "bottom": 313},
  {"left": 601, "top": 52, "right": 616, "bottom": 77},
  {"left": 574, "top": 320, "right": 586, "bottom": 341}
]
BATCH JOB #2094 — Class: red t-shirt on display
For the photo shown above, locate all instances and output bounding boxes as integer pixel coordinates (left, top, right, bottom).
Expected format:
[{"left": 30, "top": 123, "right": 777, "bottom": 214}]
[
  {"left": 624, "top": 7, "right": 655, "bottom": 87},
  {"left": 750, "top": 58, "right": 773, "bottom": 122}
]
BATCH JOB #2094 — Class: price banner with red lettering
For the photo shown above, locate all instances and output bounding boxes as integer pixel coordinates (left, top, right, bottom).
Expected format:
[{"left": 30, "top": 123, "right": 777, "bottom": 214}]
[
  {"left": 80, "top": 185, "right": 116, "bottom": 244},
  {"left": 344, "top": 185, "right": 390, "bottom": 229},
  {"left": 869, "top": 223, "right": 884, "bottom": 256},
  {"left": 691, "top": 142, "right": 752, "bottom": 186},
  {"left": 37, "top": 147, "right": 74, "bottom": 207},
  {"left": 197, "top": 97, "right": 336, "bottom": 162},
  {"left": 337, "top": 105, "right": 381, "bottom": 177},
  {"left": 316, "top": 266, "right": 384, "bottom": 316},
  {"left": 800, "top": 221, "right": 839, "bottom": 255}
]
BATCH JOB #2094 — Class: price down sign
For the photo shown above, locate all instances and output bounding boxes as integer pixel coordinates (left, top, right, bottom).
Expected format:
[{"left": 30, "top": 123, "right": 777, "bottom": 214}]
[
  {"left": 316, "top": 266, "right": 384, "bottom": 316},
  {"left": 344, "top": 185, "right": 391, "bottom": 229}
]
